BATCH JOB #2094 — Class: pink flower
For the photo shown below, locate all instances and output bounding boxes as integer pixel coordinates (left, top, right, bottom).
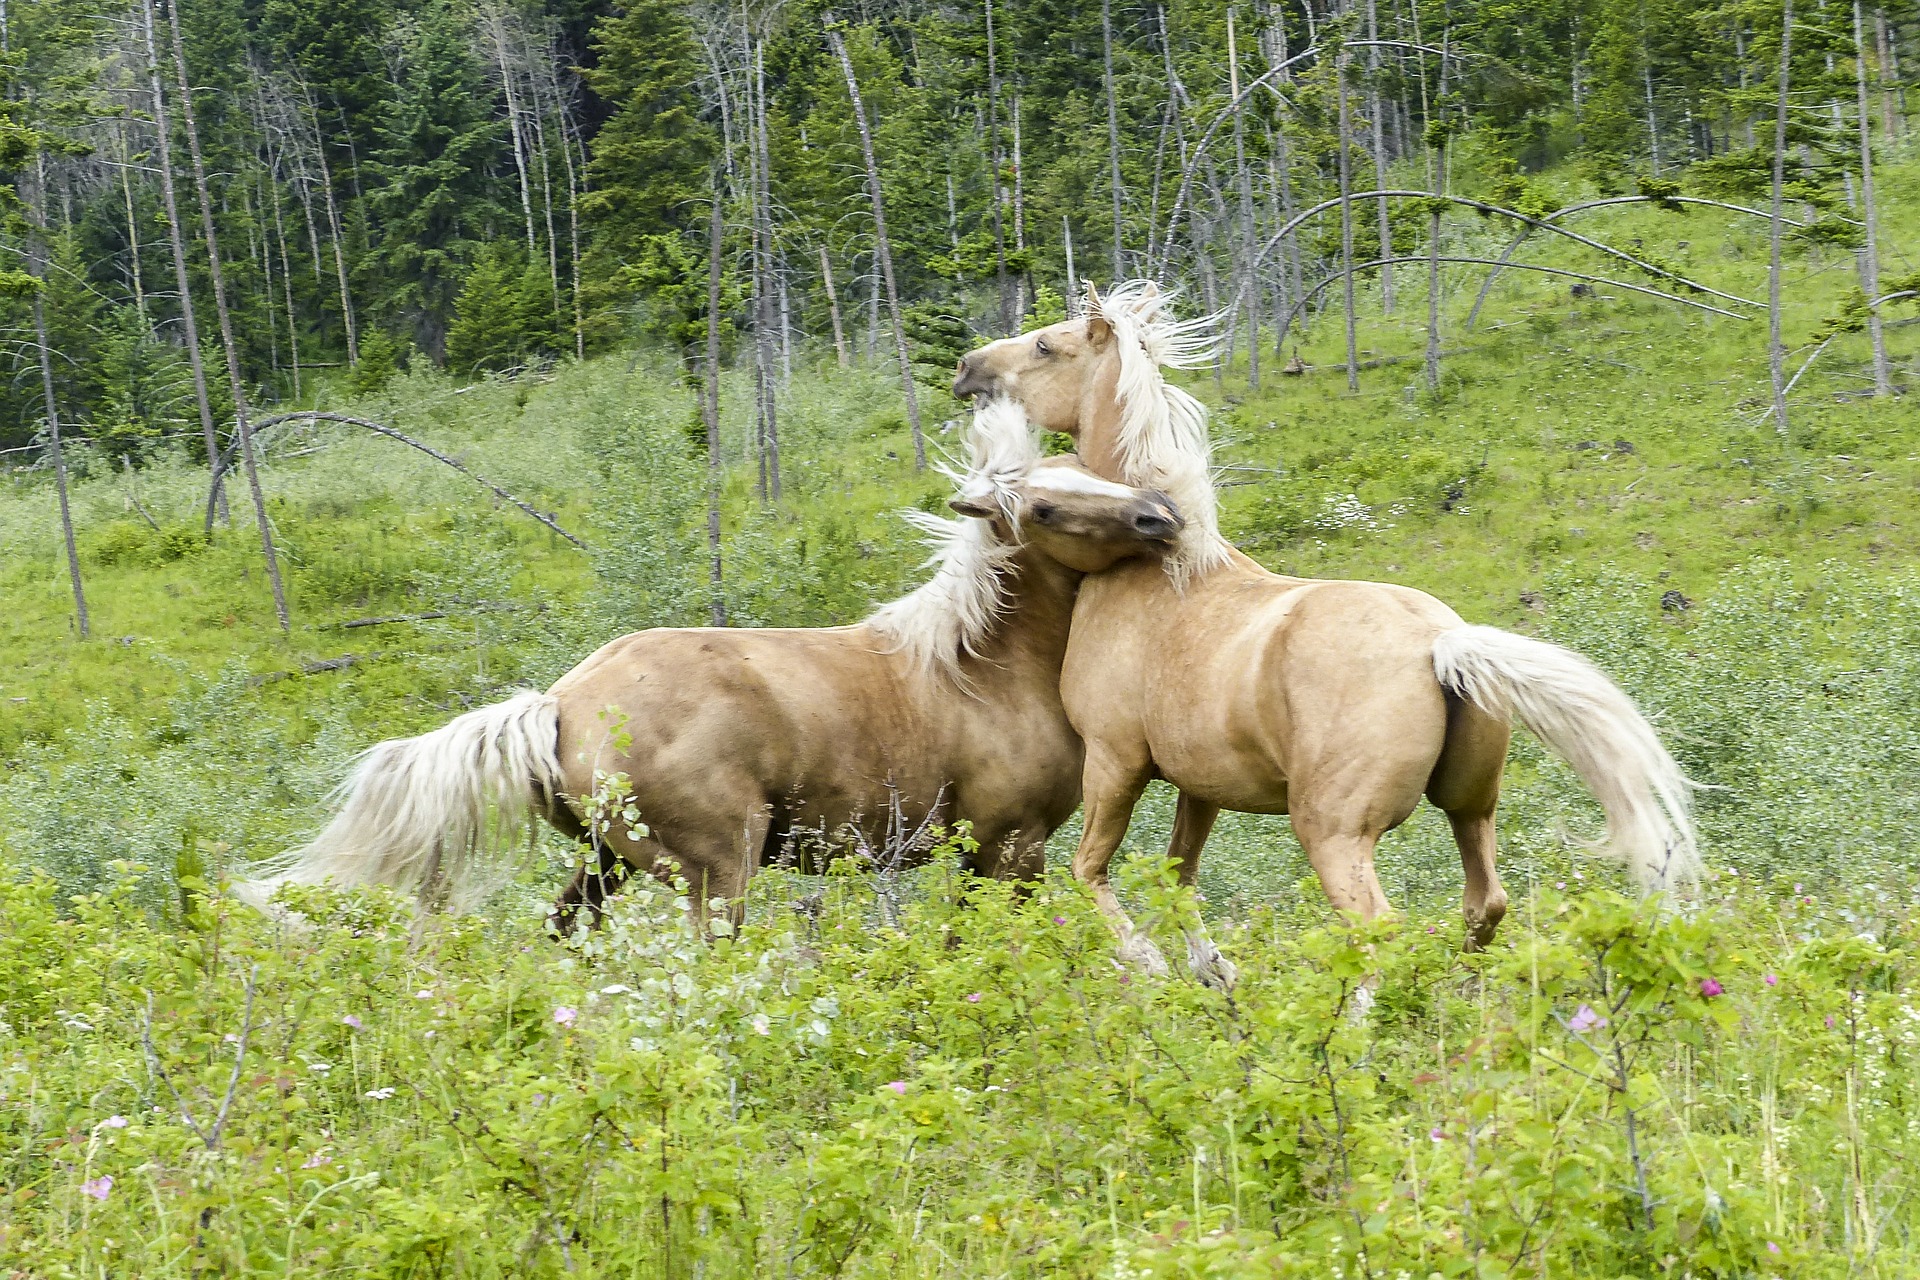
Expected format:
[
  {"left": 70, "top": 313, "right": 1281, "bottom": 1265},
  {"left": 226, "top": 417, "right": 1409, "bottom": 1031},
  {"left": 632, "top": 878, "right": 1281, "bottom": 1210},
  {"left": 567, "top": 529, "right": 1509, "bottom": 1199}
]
[
  {"left": 1700, "top": 978, "right": 1724, "bottom": 998},
  {"left": 80, "top": 1175, "right": 112, "bottom": 1201},
  {"left": 965, "top": 993, "right": 982, "bottom": 1004},
  {"left": 553, "top": 1006, "right": 578, "bottom": 1028},
  {"left": 1568, "top": 1004, "right": 1607, "bottom": 1033},
  {"left": 1826, "top": 1014, "right": 1836, "bottom": 1029},
  {"left": 1764, "top": 973, "right": 1778, "bottom": 987},
  {"left": 1052, "top": 915, "right": 1067, "bottom": 925},
  {"left": 342, "top": 1014, "right": 363, "bottom": 1030},
  {"left": 301, "top": 1152, "right": 331, "bottom": 1169},
  {"left": 1767, "top": 1242, "right": 1780, "bottom": 1255},
  {"left": 101, "top": 1115, "right": 127, "bottom": 1130},
  {"left": 887, "top": 1081, "right": 908, "bottom": 1095},
  {"left": 1428, "top": 1126, "right": 1444, "bottom": 1142}
]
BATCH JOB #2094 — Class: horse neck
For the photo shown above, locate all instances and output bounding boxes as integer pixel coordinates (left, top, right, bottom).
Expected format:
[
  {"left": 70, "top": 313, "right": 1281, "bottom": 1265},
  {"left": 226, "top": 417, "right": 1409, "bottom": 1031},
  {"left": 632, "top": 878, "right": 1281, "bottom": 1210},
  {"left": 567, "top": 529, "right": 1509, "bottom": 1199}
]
[
  {"left": 1073, "top": 356, "right": 1129, "bottom": 478},
  {"left": 961, "top": 543, "right": 1083, "bottom": 690}
]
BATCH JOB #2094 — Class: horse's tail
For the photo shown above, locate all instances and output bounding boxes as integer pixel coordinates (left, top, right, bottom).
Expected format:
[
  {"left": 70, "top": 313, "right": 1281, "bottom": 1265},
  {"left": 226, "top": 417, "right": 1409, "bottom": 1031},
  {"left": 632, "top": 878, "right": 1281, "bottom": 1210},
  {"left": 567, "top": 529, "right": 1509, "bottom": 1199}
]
[
  {"left": 1432, "top": 625, "right": 1699, "bottom": 892},
  {"left": 231, "top": 690, "right": 564, "bottom": 915}
]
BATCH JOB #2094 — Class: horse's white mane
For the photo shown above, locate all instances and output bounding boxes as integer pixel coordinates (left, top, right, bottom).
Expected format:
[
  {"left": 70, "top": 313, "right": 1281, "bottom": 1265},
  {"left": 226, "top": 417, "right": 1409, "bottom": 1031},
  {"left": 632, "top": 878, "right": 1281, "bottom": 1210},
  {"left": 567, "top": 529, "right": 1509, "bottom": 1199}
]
[
  {"left": 866, "top": 399, "right": 1038, "bottom": 682},
  {"left": 1094, "top": 280, "right": 1232, "bottom": 584}
]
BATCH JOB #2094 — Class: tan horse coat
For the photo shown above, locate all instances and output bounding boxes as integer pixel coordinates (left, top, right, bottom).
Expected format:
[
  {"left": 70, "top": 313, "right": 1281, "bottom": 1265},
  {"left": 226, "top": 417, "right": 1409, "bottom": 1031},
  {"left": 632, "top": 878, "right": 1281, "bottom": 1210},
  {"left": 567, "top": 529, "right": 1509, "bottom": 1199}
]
[
  {"left": 233, "top": 405, "right": 1183, "bottom": 925},
  {"left": 956, "top": 282, "right": 1697, "bottom": 982}
]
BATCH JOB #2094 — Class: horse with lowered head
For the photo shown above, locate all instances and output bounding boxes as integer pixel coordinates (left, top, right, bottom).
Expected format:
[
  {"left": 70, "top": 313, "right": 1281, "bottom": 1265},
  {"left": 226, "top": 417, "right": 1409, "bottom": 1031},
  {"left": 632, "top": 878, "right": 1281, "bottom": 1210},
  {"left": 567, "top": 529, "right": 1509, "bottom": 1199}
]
[
  {"left": 955, "top": 282, "right": 1698, "bottom": 986},
  {"left": 232, "top": 401, "right": 1183, "bottom": 928}
]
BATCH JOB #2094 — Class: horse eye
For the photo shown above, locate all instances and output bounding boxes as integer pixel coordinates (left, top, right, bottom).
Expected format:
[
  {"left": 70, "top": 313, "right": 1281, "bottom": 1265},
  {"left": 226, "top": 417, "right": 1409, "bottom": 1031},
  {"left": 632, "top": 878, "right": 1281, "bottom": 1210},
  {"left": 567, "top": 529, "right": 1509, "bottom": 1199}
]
[
  {"left": 1031, "top": 502, "right": 1057, "bottom": 523},
  {"left": 1035, "top": 338, "right": 1051, "bottom": 357}
]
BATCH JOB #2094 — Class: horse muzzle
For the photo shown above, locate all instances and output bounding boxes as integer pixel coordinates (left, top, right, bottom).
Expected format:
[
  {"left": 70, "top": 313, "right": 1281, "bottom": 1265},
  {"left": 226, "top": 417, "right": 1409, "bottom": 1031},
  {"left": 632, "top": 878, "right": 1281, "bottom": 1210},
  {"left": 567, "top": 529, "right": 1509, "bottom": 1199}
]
[{"left": 952, "top": 356, "right": 997, "bottom": 401}]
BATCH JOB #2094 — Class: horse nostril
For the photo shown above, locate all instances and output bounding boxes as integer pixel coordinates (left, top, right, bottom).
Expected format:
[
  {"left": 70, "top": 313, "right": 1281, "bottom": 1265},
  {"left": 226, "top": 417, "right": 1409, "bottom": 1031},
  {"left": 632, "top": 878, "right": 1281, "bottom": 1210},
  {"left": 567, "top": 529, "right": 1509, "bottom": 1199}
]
[{"left": 1135, "top": 512, "right": 1177, "bottom": 537}]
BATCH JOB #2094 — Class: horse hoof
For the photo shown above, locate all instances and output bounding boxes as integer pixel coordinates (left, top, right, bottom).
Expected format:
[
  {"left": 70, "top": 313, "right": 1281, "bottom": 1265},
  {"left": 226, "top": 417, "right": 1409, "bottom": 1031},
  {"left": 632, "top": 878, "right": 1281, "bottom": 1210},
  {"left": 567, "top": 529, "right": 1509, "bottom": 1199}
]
[
  {"left": 1191, "top": 952, "right": 1238, "bottom": 991},
  {"left": 1119, "top": 936, "right": 1171, "bottom": 978}
]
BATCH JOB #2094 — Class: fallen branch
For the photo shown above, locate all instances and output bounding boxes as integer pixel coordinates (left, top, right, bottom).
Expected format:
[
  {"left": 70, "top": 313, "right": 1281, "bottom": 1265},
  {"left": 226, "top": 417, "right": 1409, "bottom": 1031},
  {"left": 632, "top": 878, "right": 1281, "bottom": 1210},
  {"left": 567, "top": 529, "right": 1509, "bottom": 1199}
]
[
  {"left": 1276, "top": 256, "right": 1750, "bottom": 353},
  {"left": 1466, "top": 195, "right": 1813, "bottom": 329},
  {"left": 1245, "top": 191, "right": 1760, "bottom": 312},
  {"left": 205, "top": 411, "right": 591, "bottom": 551},
  {"left": 326, "top": 600, "right": 544, "bottom": 630},
  {"left": 1753, "top": 289, "right": 1918, "bottom": 425},
  {"left": 248, "top": 652, "right": 386, "bottom": 686}
]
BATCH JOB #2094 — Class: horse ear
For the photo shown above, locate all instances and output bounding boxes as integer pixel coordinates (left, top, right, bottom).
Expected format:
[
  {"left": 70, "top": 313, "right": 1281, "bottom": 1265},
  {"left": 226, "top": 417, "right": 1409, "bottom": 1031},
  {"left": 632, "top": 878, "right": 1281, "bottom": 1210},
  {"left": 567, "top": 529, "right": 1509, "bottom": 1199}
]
[
  {"left": 949, "top": 495, "right": 995, "bottom": 519},
  {"left": 1085, "top": 311, "right": 1113, "bottom": 348}
]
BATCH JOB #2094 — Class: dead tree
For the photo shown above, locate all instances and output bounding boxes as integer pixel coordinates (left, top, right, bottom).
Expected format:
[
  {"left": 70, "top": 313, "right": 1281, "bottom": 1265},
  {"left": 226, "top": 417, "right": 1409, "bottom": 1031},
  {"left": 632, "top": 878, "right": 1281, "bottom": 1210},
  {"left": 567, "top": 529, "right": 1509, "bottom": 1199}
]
[
  {"left": 1852, "top": 0, "right": 1892, "bottom": 396},
  {"left": 825, "top": 14, "right": 925, "bottom": 470},
  {"left": 162, "top": 0, "right": 289, "bottom": 630},
  {"left": 1768, "top": 0, "right": 1793, "bottom": 441}
]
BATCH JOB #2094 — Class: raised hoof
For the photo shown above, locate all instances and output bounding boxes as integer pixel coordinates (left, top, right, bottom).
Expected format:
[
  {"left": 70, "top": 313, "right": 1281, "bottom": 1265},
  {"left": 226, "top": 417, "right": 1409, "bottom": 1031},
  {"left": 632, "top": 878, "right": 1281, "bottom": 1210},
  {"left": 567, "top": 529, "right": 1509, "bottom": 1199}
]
[
  {"left": 1188, "top": 948, "right": 1239, "bottom": 992},
  {"left": 1118, "top": 934, "right": 1171, "bottom": 978}
]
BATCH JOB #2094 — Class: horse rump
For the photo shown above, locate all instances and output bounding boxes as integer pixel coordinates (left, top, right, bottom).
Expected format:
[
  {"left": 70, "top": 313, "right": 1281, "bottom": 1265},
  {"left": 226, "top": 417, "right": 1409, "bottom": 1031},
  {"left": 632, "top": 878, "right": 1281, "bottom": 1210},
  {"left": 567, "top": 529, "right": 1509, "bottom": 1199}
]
[
  {"left": 1432, "top": 625, "right": 1699, "bottom": 892},
  {"left": 230, "top": 691, "right": 564, "bottom": 915}
]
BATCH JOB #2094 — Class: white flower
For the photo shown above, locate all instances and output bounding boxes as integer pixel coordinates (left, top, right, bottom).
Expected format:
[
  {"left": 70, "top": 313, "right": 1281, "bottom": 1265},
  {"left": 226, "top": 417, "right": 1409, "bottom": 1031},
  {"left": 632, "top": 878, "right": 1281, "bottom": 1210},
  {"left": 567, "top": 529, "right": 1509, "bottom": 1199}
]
[
  {"left": 365, "top": 1087, "right": 396, "bottom": 1100},
  {"left": 751, "top": 1014, "right": 771, "bottom": 1036},
  {"left": 308, "top": 1062, "right": 333, "bottom": 1075},
  {"left": 599, "top": 984, "right": 631, "bottom": 995}
]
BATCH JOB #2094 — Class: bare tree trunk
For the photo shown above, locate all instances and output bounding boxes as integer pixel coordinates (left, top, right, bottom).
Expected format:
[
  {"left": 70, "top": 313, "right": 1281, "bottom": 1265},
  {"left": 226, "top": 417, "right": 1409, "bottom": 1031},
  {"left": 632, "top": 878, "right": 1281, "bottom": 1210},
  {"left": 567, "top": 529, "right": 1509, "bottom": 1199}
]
[
  {"left": 1875, "top": 7, "right": 1898, "bottom": 138},
  {"left": 1854, "top": 0, "right": 1893, "bottom": 396},
  {"left": 25, "top": 153, "right": 88, "bottom": 638},
  {"left": 165, "top": 0, "right": 290, "bottom": 631},
  {"left": 1644, "top": 60, "right": 1662, "bottom": 174},
  {"left": 266, "top": 149, "right": 303, "bottom": 399},
  {"left": 826, "top": 15, "right": 925, "bottom": 470},
  {"left": 142, "top": 5, "right": 223, "bottom": 524},
  {"left": 1425, "top": 208, "right": 1441, "bottom": 391},
  {"left": 1368, "top": 0, "right": 1394, "bottom": 314},
  {"left": 1228, "top": 5, "right": 1259, "bottom": 387},
  {"left": 704, "top": 188, "right": 727, "bottom": 626},
  {"left": 1769, "top": 0, "right": 1794, "bottom": 442},
  {"left": 820, "top": 243, "right": 850, "bottom": 367},
  {"left": 483, "top": 7, "right": 539, "bottom": 258},
  {"left": 1012, "top": 93, "right": 1029, "bottom": 322},
  {"left": 1062, "top": 214, "right": 1079, "bottom": 314},
  {"left": 304, "top": 82, "right": 359, "bottom": 366},
  {"left": 558, "top": 96, "right": 587, "bottom": 358},
  {"left": 1338, "top": 39, "right": 1359, "bottom": 391},
  {"left": 1102, "top": 0, "right": 1126, "bottom": 277},
  {"left": 117, "top": 118, "right": 148, "bottom": 325},
  {"left": 985, "top": 0, "right": 1011, "bottom": 331},
  {"left": 752, "top": 43, "right": 779, "bottom": 501}
]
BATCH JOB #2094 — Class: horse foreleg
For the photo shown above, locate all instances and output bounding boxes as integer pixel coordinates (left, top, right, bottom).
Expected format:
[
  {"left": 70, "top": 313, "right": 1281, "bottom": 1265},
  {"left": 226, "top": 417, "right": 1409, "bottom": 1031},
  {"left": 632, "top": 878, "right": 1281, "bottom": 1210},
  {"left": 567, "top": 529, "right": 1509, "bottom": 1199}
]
[
  {"left": 1071, "top": 751, "right": 1163, "bottom": 976},
  {"left": 1168, "top": 794, "right": 1235, "bottom": 990}
]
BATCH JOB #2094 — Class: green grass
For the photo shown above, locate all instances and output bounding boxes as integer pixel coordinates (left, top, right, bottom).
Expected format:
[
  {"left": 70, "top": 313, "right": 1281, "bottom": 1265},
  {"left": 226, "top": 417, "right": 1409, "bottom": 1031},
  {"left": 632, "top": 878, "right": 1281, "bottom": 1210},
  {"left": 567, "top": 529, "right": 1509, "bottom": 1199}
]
[{"left": 3, "top": 161, "right": 1920, "bottom": 1275}]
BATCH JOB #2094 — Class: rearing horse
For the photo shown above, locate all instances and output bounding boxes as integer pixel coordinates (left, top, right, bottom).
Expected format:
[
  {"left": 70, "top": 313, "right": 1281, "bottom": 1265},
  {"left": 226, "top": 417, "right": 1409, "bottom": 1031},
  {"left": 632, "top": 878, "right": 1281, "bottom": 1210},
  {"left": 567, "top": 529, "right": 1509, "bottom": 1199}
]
[
  {"left": 233, "top": 402, "right": 1184, "bottom": 926},
  {"left": 955, "top": 282, "right": 1697, "bottom": 984}
]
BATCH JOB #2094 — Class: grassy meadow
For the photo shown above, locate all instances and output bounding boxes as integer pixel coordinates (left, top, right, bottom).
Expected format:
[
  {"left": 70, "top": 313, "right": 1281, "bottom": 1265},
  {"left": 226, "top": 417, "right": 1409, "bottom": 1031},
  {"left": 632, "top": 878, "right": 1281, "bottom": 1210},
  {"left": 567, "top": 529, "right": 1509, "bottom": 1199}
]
[{"left": 4, "top": 168, "right": 1920, "bottom": 1274}]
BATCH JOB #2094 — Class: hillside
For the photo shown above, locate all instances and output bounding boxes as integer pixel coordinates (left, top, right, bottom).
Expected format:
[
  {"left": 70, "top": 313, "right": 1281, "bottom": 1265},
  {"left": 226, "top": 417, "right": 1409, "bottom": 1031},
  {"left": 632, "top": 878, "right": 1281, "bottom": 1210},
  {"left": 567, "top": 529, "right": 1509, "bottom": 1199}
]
[{"left": 4, "top": 160, "right": 1920, "bottom": 1274}]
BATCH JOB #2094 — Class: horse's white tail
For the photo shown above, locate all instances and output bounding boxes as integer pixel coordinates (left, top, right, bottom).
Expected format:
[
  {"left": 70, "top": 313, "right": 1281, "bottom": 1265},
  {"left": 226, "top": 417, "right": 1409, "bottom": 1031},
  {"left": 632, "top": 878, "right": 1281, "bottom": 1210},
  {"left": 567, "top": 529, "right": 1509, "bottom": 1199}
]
[
  {"left": 230, "top": 691, "right": 564, "bottom": 914},
  {"left": 1433, "top": 625, "right": 1699, "bottom": 892}
]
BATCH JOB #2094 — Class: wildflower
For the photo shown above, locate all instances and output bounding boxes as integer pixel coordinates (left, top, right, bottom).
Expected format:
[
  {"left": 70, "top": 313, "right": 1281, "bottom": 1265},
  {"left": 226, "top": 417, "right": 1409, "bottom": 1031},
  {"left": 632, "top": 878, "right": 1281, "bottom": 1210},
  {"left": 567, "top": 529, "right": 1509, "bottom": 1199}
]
[
  {"left": 966, "top": 993, "right": 982, "bottom": 1004},
  {"left": 342, "top": 1014, "right": 362, "bottom": 1030},
  {"left": 1699, "top": 978, "right": 1724, "bottom": 998},
  {"left": 1767, "top": 1242, "right": 1781, "bottom": 1256},
  {"left": 1554, "top": 881, "right": 1566, "bottom": 890},
  {"left": 101, "top": 1115, "right": 127, "bottom": 1130},
  {"left": 599, "top": 984, "right": 631, "bottom": 995},
  {"left": 1567, "top": 1004, "right": 1607, "bottom": 1033},
  {"left": 1052, "top": 915, "right": 1067, "bottom": 925},
  {"left": 364, "top": 1087, "right": 396, "bottom": 1100},
  {"left": 1426, "top": 925, "right": 1436, "bottom": 934},
  {"left": 750, "top": 1014, "right": 771, "bottom": 1036},
  {"left": 308, "top": 1062, "right": 333, "bottom": 1075},
  {"left": 553, "top": 1006, "right": 578, "bottom": 1028},
  {"left": 80, "top": 1176, "right": 112, "bottom": 1201},
  {"left": 887, "top": 1081, "right": 908, "bottom": 1095},
  {"left": 1826, "top": 1015, "right": 1836, "bottom": 1029},
  {"left": 415, "top": 989, "right": 434, "bottom": 1000},
  {"left": 1428, "top": 1126, "right": 1444, "bottom": 1143},
  {"left": 301, "top": 1152, "right": 332, "bottom": 1169},
  {"left": 1764, "top": 973, "right": 1778, "bottom": 987}
]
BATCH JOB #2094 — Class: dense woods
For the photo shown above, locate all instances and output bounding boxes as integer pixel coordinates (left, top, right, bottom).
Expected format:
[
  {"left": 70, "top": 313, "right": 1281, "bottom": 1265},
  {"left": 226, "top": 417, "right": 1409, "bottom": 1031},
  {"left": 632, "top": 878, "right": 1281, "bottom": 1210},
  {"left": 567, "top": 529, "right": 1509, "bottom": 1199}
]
[{"left": 0, "top": 0, "right": 1911, "bottom": 465}]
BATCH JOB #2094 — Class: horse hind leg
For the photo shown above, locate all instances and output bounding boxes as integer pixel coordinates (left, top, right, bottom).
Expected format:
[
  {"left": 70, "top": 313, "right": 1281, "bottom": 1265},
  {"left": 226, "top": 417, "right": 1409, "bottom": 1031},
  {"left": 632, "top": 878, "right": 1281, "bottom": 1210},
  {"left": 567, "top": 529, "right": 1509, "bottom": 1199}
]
[{"left": 1427, "top": 695, "right": 1512, "bottom": 950}]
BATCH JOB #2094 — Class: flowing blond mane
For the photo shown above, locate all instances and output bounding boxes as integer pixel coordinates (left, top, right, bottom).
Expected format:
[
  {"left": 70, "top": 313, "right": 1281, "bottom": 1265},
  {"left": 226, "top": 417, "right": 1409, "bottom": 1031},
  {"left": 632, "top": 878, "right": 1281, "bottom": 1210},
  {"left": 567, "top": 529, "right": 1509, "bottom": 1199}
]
[
  {"left": 866, "top": 400, "right": 1039, "bottom": 681},
  {"left": 1094, "top": 280, "right": 1232, "bottom": 584}
]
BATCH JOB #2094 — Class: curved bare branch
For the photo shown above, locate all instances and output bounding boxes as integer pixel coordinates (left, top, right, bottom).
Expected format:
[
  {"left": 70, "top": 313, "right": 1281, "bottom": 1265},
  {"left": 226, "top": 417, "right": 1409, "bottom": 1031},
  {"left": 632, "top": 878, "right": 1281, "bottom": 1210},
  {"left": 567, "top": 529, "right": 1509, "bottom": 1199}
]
[{"left": 205, "top": 411, "right": 593, "bottom": 551}]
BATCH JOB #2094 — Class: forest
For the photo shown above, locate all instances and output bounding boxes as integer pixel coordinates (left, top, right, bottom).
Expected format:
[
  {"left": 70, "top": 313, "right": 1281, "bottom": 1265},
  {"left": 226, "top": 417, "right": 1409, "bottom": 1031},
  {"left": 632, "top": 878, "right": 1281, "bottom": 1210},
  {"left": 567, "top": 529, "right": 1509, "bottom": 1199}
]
[{"left": 4, "top": 0, "right": 1920, "bottom": 1273}]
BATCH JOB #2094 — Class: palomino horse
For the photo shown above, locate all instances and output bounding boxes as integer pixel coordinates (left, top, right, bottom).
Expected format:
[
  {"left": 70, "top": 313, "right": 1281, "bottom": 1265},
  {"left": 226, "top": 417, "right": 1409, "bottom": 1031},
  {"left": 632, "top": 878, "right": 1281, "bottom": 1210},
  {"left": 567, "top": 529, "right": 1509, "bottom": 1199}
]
[
  {"left": 232, "top": 402, "right": 1184, "bottom": 927},
  {"left": 954, "top": 282, "right": 1697, "bottom": 985}
]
